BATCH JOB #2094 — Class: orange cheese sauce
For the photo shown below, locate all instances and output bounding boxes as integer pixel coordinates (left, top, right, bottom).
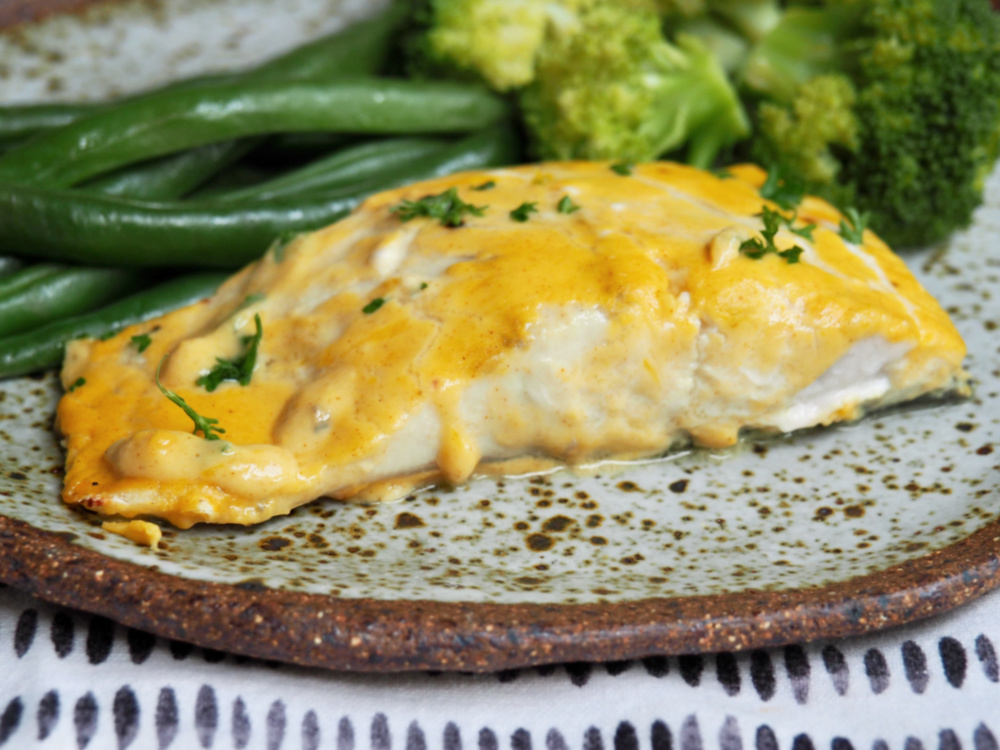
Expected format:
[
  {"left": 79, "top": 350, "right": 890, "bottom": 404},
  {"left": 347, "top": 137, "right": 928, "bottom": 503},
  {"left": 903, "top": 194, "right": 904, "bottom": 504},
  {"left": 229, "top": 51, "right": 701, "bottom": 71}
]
[{"left": 57, "top": 162, "right": 967, "bottom": 530}]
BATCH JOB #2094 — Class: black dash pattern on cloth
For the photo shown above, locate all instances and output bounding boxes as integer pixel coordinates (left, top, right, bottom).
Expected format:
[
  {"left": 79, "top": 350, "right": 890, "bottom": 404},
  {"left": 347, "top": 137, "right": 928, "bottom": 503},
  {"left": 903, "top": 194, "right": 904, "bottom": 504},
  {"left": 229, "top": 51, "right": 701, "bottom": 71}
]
[
  {"left": 719, "top": 716, "right": 742, "bottom": 750},
  {"left": 302, "top": 710, "right": 321, "bottom": 750},
  {"left": 614, "top": 722, "right": 638, "bottom": 750},
  {"left": 51, "top": 611, "right": 75, "bottom": 659},
  {"left": 156, "top": 688, "right": 179, "bottom": 750},
  {"left": 749, "top": 651, "right": 776, "bottom": 701},
  {"left": 266, "top": 700, "right": 286, "bottom": 750},
  {"left": 232, "top": 697, "right": 251, "bottom": 750},
  {"left": 546, "top": 728, "right": 569, "bottom": 750},
  {"left": 940, "top": 637, "right": 968, "bottom": 688},
  {"left": 37, "top": 690, "right": 59, "bottom": 742},
  {"left": 755, "top": 725, "right": 779, "bottom": 750},
  {"left": 678, "top": 655, "right": 704, "bottom": 687},
  {"left": 679, "top": 715, "right": 702, "bottom": 750},
  {"left": 976, "top": 635, "right": 999, "bottom": 682},
  {"left": 408, "top": 721, "right": 428, "bottom": 750},
  {"left": 902, "top": 641, "right": 929, "bottom": 694},
  {"left": 373, "top": 713, "right": 392, "bottom": 750},
  {"left": 604, "top": 660, "right": 632, "bottom": 677},
  {"left": 339, "top": 716, "right": 355, "bottom": 750},
  {"left": 650, "top": 721, "right": 670, "bottom": 750},
  {"left": 74, "top": 692, "right": 99, "bottom": 750},
  {"left": 864, "top": 648, "right": 890, "bottom": 694},
  {"left": 822, "top": 645, "right": 849, "bottom": 696},
  {"left": 479, "top": 727, "right": 499, "bottom": 750},
  {"left": 939, "top": 730, "right": 962, "bottom": 750},
  {"left": 444, "top": 722, "right": 462, "bottom": 750},
  {"left": 975, "top": 723, "right": 999, "bottom": 750},
  {"left": 14, "top": 608, "right": 37, "bottom": 658},
  {"left": 195, "top": 684, "right": 218, "bottom": 749},
  {"left": 114, "top": 686, "right": 140, "bottom": 750},
  {"left": 792, "top": 734, "right": 816, "bottom": 750},
  {"left": 86, "top": 616, "right": 114, "bottom": 665},
  {"left": 512, "top": 727, "right": 532, "bottom": 750},
  {"left": 783, "top": 645, "right": 810, "bottom": 704},
  {"left": 0, "top": 697, "right": 23, "bottom": 747},
  {"left": 127, "top": 628, "right": 156, "bottom": 665},
  {"left": 566, "top": 662, "right": 593, "bottom": 687},
  {"left": 170, "top": 640, "right": 195, "bottom": 661},
  {"left": 642, "top": 656, "right": 670, "bottom": 678},
  {"left": 831, "top": 738, "right": 854, "bottom": 750},
  {"left": 716, "top": 653, "right": 741, "bottom": 696},
  {"left": 905, "top": 736, "right": 925, "bottom": 750}
]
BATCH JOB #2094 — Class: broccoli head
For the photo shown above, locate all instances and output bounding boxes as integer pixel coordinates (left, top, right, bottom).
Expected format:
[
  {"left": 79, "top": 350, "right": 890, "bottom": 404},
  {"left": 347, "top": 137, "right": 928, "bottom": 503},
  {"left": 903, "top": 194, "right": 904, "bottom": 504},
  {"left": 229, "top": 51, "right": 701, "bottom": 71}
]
[
  {"left": 519, "top": 0, "right": 749, "bottom": 166},
  {"left": 409, "top": 0, "right": 588, "bottom": 92},
  {"left": 741, "top": 0, "right": 1000, "bottom": 248}
]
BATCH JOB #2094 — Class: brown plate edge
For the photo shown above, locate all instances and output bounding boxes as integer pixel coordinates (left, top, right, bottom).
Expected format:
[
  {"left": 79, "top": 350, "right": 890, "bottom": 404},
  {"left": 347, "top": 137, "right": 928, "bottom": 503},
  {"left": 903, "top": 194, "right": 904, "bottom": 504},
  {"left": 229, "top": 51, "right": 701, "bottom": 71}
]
[{"left": 1, "top": 512, "right": 999, "bottom": 673}]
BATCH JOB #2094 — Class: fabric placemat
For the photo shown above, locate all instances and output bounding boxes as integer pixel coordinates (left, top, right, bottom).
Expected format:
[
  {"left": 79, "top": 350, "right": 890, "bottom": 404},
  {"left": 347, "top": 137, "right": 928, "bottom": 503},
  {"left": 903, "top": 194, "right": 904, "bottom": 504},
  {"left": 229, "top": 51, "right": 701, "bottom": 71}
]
[{"left": 0, "top": 580, "right": 997, "bottom": 750}]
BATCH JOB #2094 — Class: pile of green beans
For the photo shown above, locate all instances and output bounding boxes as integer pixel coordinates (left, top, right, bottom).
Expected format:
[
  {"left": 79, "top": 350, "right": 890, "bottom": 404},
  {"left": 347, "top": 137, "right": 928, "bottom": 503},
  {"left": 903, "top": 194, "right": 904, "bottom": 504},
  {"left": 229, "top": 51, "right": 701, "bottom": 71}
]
[{"left": 0, "top": 5, "right": 520, "bottom": 378}]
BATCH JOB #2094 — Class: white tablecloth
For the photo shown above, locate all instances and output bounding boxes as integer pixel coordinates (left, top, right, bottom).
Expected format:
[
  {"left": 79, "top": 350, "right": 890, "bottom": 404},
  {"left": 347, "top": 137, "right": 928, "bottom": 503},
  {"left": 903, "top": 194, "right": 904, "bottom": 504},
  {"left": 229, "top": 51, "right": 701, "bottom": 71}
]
[{"left": 0, "top": 580, "right": 997, "bottom": 750}]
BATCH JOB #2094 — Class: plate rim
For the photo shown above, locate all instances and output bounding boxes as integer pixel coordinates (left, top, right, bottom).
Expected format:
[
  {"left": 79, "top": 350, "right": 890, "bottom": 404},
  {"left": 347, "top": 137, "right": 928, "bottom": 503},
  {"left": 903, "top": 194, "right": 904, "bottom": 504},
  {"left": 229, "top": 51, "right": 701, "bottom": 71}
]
[{"left": 2, "top": 512, "right": 998, "bottom": 671}]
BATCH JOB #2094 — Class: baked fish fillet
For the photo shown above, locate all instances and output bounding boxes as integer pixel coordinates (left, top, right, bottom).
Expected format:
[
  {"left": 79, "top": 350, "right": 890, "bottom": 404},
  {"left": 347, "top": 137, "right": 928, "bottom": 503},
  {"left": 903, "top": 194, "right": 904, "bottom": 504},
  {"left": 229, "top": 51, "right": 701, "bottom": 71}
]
[{"left": 58, "top": 162, "right": 968, "bottom": 530}]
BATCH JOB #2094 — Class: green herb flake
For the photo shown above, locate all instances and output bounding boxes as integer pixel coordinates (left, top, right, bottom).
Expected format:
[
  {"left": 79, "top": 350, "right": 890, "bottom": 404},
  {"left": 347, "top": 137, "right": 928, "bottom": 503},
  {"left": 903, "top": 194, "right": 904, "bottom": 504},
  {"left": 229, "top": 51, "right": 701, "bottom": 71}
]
[
  {"left": 67, "top": 376, "right": 86, "bottom": 393},
  {"left": 510, "top": 202, "right": 539, "bottom": 223},
  {"left": 557, "top": 195, "right": 581, "bottom": 214},
  {"left": 839, "top": 207, "right": 870, "bottom": 244},
  {"left": 418, "top": 282, "right": 428, "bottom": 290},
  {"left": 740, "top": 207, "right": 805, "bottom": 265},
  {"left": 472, "top": 180, "right": 496, "bottom": 191},
  {"left": 713, "top": 168, "right": 735, "bottom": 180},
  {"left": 760, "top": 167, "right": 805, "bottom": 211},
  {"left": 195, "top": 313, "right": 263, "bottom": 392},
  {"left": 238, "top": 292, "right": 266, "bottom": 311},
  {"left": 390, "top": 187, "right": 487, "bottom": 227},
  {"left": 363, "top": 297, "right": 386, "bottom": 314},
  {"left": 98, "top": 328, "right": 119, "bottom": 341},
  {"left": 156, "top": 356, "right": 225, "bottom": 440},
  {"left": 610, "top": 162, "right": 633, "bottom": 176},
  {"left": 268, "top": 231, "right": 301, "bottom": 263},
  {"left": 130, "top": 333, "right": 153, "bottom": 353}
]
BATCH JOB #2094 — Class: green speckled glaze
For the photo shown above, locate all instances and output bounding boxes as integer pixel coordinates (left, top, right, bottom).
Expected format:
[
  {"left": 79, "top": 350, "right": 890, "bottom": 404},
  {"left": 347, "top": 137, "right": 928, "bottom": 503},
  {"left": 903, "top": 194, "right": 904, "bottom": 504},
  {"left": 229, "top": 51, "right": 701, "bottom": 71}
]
[{"left": 1, "top": 171, "right": 998, "bottom": 608}]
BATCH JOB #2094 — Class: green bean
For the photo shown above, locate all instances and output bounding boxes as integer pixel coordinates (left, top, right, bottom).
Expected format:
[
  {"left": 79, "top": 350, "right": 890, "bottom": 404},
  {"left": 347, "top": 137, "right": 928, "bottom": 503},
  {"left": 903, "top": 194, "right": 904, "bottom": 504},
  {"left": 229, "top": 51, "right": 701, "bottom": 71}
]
[
  {"left": 0, "top": 103, "right": 90, "bottom": 144},
  {"left": 0, "top": 5, "right": 407, "bottom": 145},
  {"left": 213, "top": 137, "right": 450, "bottom": 203},
  {"left": 0, "top": 124, "right": 520, "bottom": 268},
  {"left": 0, "top": 273, "right": 227, "bottom": 378},
  {"left": 0, "top": 265, "right": 150, "bottom": 338},
  {"left": 82, "top": 138, "right": 261, "bottom": 200},
  {"left": 0, "top": 79, "right": 508, "bottom": 189},
  {"left": 0, "top": 258, "right": 23, "bottom": 279}
]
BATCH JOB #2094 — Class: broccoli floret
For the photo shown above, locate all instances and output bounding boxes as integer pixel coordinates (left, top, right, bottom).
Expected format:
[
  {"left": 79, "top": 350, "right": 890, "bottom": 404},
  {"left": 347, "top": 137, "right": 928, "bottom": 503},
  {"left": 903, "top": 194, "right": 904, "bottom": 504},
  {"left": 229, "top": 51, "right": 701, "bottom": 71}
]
[
  {"left": 751, "top": 74, "right": 858, "bottom": 186},
  {"left": 409, "top": 0, "right": 587, "bottom": 91},
  {"left": 519, "top": 0, "right": 749, "bottom": 166},
  {"left": 741, "top": 0, "right": 1000, "bottom": 247}
]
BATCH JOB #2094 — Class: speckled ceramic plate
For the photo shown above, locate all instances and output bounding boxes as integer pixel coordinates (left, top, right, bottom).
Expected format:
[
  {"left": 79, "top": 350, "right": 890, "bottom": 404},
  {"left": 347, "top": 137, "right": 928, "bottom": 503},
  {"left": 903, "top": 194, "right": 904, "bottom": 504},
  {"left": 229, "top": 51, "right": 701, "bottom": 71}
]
[{"left": 1, "top": 176, "right": 999, "bottom": 671}]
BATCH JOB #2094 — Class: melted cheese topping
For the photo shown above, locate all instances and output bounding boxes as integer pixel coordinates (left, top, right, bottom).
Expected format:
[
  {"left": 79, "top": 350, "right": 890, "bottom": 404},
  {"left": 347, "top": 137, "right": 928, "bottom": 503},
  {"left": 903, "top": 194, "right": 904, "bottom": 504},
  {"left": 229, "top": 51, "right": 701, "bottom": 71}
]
[{"left": 57, "top": 162, "right": 968, "bottom": 529}]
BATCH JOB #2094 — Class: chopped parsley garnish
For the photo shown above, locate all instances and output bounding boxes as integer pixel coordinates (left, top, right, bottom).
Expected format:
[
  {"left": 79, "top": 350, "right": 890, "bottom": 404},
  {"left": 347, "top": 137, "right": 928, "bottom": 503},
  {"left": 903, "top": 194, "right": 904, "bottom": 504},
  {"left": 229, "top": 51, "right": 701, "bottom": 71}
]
[
  {"left": 130, "top": 333, "right": 152, "bottom": 353},
  {"left": 760, "top": 167, "right": 805, "bottom": 211},
  {"left": 67, "top": 376, "right": 85, "bottom": 393},
  {"left": 713, "top": 167, "right": 735, "bottom": 179},
  {"left": 418, "top": 282, "right": 428, "bottom": 291},
  {"left": 740, "top": 207, "right": 805, "bottom": 264},
  {"left": 195, "top": 313, "right": 262, "bottom": 392},
  {"left": 390, "top": 187, "right": 487, "bottom": 227},
  {"left": 510, "top": 202, "right": 539, "bottom": 222},
  {"left": 839, "top": 207, "right": 870, "bottom": 244},
  {"left": 472, "top": 180, "right": 496, "bottom": 191},
  {"left": 610, "top": 162, "right": 633, "bottom": 176},
  {"left": 557, "top": 195, "right": 581, "bottom": 214},
  {"left": 98, "top": 328, "right": 119, "bottom": 341},
  {"left": 156, "top": 356, "right": 225, "bottom": 441},
  {"left": 363, "top": 297, "right": 386, "bottom": 314}
]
